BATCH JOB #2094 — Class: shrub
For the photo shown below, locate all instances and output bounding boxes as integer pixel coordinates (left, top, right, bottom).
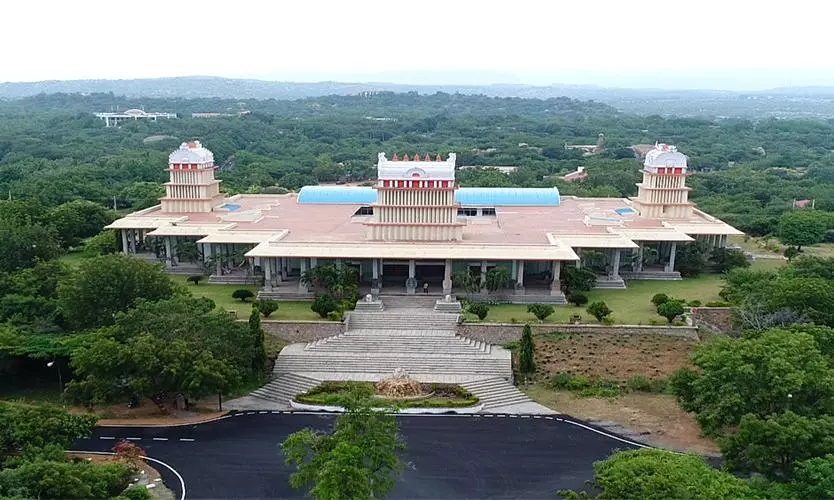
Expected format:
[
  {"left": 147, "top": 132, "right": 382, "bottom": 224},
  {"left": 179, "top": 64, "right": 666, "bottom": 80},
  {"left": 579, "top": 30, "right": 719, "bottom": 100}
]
[
  {"left": 518, "top": 324, "right": 536, "bottom": 375},
  {"left": 651, "top": 293, "right": 669, "bottom": 306},
  {"left": 467, "top": 302, "right": 490, "bottom": 320},
  {"left": 258, "top": 300, "right": 279, "bottom": 318},
  {"left": 567, "top": 293, "right": 588, "bottom": 307},
  {"left": 784, "top": 246, "right": 801, "bottom": 262},
  {"left": 186, "top": 275, "right": 205, "bottom": 286},
  {"left": 705, "top": 300, "right": 731, "bottom": 307},
  {"left": 326, "top": 310, "right": 343, "bottom": 322},
  {"left": 626, "top": 375, "right": 652, "bottom": 392},
  {"left": 527, "top": 304, "right": 555, "bottom": 321},
  {"left": 710, "top": 247, "right": 750, "bottom": 273},
  {"left": 548, "top": 372, "right": 576, "bottom": 389},
  {"left": 826, "top": 230, "right": 834, "bottom": 243},
  {"left": 657, "top": 300, "right": 685, "bottom": 324},
  {"left": 232, "top": 289, "right": 255, "bottom": 302},
  {"left": 687, "top": 300, "right": 702, "bottom": 307},
  {"left": 122, "top": 486, "right": 152, "bottom": 500},
  {"left": 311, "top": 294, "right": 337, "bottom": 318},
  {"left": 586, "top": 301, "right": 612, "bottom": 322},
  {"left": 601, "top": 316, "right": 615, "bottom": 325}
]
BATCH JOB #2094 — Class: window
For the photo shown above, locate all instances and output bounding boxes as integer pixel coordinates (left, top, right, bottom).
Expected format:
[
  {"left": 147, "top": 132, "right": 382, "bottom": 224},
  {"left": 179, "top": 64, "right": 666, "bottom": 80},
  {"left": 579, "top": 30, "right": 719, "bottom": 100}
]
[
  {"left": 458, "top": 208, "right": 477, "bottom": 216},
  {"left": 482, "top": 208, "right": 497, "bottom": 216},
  {"left": 353, "top": 206, "right": 373, "bottom": 216}
]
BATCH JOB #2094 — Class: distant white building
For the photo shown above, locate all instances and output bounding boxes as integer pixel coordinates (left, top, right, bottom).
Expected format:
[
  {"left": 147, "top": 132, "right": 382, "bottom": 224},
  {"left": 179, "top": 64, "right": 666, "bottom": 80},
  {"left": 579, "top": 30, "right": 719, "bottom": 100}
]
[
  {"left": 458, "top": 165, "right": 518, "bottom": 175},
  {"left": 95, "top": 109, "right": 177, "bottom": 127}
]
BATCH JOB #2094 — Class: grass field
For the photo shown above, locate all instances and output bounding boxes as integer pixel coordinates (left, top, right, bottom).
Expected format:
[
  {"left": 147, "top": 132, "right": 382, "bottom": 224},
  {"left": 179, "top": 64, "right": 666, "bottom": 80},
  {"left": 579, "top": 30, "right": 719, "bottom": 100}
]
[
  {"left": 169, "top": 275, "right": 320, "bottom": 320},
  {"left": 465, "top": 260, "right": 780, "bottom": 325}
]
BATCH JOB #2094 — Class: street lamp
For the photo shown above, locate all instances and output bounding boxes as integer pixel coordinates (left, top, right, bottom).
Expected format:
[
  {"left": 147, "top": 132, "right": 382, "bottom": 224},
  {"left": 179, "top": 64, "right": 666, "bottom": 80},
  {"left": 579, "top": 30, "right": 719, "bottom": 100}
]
[{"left": 47, "top": 360, "right": 64, "bottom": 402}]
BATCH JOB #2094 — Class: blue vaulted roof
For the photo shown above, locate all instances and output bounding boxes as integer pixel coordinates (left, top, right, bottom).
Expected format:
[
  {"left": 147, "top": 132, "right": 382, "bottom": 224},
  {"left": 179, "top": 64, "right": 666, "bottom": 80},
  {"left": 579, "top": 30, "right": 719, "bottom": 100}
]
[
  {"left": 296, "top": 185, "right": 560, "bottom": 207},
  {"left": 297, "top": 186, "right": 378, "bottom": 205}
]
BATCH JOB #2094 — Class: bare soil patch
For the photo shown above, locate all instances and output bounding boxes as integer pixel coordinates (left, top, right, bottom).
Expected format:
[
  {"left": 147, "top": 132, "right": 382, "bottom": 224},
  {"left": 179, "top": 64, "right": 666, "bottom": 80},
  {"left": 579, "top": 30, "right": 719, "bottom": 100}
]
[
  {"left": 71, "top": 397, "right": 225, "bottom": 426},
  {"left": 524, "top": 385, "right": 719, "bottom": 456},
  {"left": 533, "top": 333, "right": 696, "bottom": 381}
]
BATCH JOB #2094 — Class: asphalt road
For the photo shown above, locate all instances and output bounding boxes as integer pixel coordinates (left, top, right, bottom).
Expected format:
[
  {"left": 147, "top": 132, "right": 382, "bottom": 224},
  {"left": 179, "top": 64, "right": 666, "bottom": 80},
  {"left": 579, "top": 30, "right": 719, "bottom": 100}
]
[{"left": 75, "top": 412, "right": 640, "bottom": 499}]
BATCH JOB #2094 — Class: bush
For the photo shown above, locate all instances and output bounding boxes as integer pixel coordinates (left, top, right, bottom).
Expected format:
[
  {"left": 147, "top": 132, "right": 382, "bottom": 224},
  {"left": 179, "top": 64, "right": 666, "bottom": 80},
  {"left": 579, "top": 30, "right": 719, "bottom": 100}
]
[
  {"left": 311, "top": 294, "right": 337, "bottom": 318},
  {"left": 626, "top": 375, "right": 652, "bottom": 392},
  {"left": 122, "top": 486, "right": 152, "bottom": 500},
  {"left": 527, "top": 304, "right": 555, "bottom": 321},
  {"left": 467, "top": 302, "right": 490, "bottom": 320},
  {"left": 232, "top": 289, "right": 255, "bottom": 302},
  {"left": 651, "top": 293, "right": 669, "bottom": 306},
  {"left": 687, "top": 300, "right": 702, "bottom": 307},
  {"left": 567, "top": 293, "right": 588, "bottom": 307},
  {"left": 326, "top": 310, "right": 343, "bottom": 322},
  {"left": 186, "top": 275, "right": 205, "bottom": 286},
  {"left": 601, "top": 316, "right": 615, "bottom": 325},
  {"left": 705, "top": 300, "right": 731, "bottom": 307},
  {"left": 657, "top": 300, "right": 685, "bottom": 324},
  {"left": 825, "top": 230, "right": 834, "bottom": 243},
  {"left": 711, "top": 247, "right": 751, "bottom": 273},
  {"left": 257, "top": 300, "right": 279, "bottom": 318},
  {"left": 586, "top": 301, "right": 612, "bottom": 322}
]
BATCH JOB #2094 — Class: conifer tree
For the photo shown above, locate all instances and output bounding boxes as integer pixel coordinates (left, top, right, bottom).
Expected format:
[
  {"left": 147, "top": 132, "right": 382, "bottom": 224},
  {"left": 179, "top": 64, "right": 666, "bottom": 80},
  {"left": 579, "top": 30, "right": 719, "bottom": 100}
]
[{"left": 518, "top": 324, "right": 536, "bottom": 376}]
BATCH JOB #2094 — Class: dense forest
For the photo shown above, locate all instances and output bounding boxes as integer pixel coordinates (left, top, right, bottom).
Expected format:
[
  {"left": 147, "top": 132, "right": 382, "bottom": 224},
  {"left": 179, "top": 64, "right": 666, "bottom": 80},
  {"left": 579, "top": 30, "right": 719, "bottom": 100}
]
[{"left": 2, "top": 92, "right": 834, "bottom": 237}]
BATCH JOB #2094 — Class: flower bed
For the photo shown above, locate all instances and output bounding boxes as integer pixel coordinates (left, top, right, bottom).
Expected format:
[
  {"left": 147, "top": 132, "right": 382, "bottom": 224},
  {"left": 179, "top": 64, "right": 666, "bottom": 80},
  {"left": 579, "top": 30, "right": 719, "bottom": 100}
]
[{"left": 295, "top": 381, "right": 479, "bottom": 409}]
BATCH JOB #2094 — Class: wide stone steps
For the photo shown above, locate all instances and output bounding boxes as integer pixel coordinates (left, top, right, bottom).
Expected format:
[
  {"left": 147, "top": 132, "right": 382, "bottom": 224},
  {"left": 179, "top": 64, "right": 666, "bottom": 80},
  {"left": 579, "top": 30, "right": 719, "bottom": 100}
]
[
  {"left": 461, "top": 378, "right": 535, "bottom": 410},
  {"left": 257, "top": 290, "right": 315, "bottom": 301},
  {"left": 380, "top": 295, "right": 444, "bottom": 309},
  {"left": 303, "top": 334, "right": 491, "bottom": 354},
  {"left": 249, "top": 373, "right": 321, "bottom": 406},
  {"left": 347, "top": 312, "right": 459, "bottom": 331},
  {"left": 593, "top": 278, "right": 627, "bottom": 289},
  {"left": 274, "top": 356, "right": 511, "bottom": 379},
  {"left": 465, "top": 293, "right": 568, "bottom": 305}
]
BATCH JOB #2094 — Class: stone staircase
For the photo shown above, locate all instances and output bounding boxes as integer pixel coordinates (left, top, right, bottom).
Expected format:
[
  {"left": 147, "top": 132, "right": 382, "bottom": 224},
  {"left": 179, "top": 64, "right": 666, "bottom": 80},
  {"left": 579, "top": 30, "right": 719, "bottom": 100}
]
[
  {"left": 380, "top": 295, "right": 443, "bottom": 309},
  {"left": 461, "top": 378, "right": 536, "bottom": 411},
  {"left": 208, "top": 274, "right": 262, "bottom": 285},
  {"left": 248, "top": 373, "right": 321, "bottom": 407},
  {"left": 346, "top": 311, "right": 460, "bottom": 331},
  {"left": 466, "top": 292, "right": 568, "bottom": 305},
  {"left": 594, "top": 277, "right": 627, "bottom": 289},
  {"left": 620, "top": 271, "right": 682, "bottom": 281},
  {"left": 274, "top": 309, "right": 512, "bottom": 383}
]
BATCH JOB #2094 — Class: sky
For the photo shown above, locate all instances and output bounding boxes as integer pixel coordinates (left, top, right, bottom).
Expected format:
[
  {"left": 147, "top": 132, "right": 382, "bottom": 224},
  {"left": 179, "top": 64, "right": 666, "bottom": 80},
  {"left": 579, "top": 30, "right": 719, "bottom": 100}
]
[{"left": 2, "top": 0, "right": 833, "bottom": 90}]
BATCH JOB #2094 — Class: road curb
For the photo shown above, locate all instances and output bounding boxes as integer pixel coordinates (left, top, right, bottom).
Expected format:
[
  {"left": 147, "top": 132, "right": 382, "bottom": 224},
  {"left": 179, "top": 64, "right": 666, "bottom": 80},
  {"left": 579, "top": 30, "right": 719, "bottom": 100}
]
[{"left": 96, "top": 412, "right": 232, "bottom": 428}]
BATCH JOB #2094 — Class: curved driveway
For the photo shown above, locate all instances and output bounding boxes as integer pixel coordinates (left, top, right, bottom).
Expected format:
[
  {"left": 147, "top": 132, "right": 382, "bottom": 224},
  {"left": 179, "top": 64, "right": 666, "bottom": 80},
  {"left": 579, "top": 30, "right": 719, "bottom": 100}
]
[{"left": 77, "top": 412, "right": 642, "bottom": 499}]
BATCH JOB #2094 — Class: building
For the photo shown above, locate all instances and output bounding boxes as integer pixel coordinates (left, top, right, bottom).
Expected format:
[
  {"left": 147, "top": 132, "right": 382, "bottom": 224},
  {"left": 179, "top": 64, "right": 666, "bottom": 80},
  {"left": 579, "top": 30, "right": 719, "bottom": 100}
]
[
  {"left": 95, "top": 109, "right": 177, "bottom": 127},
  {"left": 106, "top": 142, "right": 742, "bottom": 303},
  {"left": 458, "top": 165, "right": 519, "bottom": 175},
  {"left": 565, "top": 133, "right": 605, "bottom": 154}
]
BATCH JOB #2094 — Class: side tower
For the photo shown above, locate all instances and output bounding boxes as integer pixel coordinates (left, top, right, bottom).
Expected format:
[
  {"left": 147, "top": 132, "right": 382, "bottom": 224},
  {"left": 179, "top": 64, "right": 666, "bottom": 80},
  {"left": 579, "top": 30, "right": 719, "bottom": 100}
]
[
  {"left": 631, "top": 143, "right": 693, "bottom": 219},
  {"left": 365, "top": 153, "right": 464, "bottom": 241},
  {"left": 160, "top": 141, "right": 224, "bottom": 213}
]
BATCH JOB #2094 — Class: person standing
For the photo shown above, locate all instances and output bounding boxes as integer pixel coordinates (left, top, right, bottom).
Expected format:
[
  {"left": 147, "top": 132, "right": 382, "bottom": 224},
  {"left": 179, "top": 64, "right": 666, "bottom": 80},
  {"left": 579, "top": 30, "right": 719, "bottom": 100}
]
[{"left": 423, "top": 282, "right": 429, "bottom": 294}]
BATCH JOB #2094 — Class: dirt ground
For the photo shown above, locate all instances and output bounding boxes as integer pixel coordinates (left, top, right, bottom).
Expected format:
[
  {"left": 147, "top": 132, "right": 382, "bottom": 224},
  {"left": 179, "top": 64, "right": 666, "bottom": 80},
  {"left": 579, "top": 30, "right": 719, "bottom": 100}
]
[
  {"left": 524, "top": 385, "right": 719, "bottom": 456},
  {"left": 71, "top": 398, "right": 226, "bottom": 426},
  {"left": 534, "top": 333, "right": 697, "bottom": 381}
]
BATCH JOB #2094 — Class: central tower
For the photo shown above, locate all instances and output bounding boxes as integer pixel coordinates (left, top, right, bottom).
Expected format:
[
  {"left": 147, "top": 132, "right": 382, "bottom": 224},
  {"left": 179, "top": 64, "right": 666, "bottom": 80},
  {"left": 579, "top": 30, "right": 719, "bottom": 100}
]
[{"left": 365, "top": 153, "right": 464, "bottom": 241}]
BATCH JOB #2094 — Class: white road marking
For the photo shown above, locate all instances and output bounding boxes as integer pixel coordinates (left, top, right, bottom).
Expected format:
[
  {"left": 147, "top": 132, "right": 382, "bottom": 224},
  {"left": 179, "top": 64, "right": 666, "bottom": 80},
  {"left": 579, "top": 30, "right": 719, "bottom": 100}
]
[
  {"left": 126, "top": 437, "right": 142, "bottom": 441},
  {"left": 152, "top": 437, "right": 169, "bottom": 441},
  {"left": 99, "top": 436, "right": 116, "bottom": 440},
  {"left": 178, "top": 438, "right": 195, "bottom": 442}
]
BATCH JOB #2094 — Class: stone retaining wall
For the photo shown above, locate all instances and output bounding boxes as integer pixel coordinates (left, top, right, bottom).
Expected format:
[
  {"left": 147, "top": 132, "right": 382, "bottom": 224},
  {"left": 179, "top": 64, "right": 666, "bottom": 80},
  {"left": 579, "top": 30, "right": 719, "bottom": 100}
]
[
  {"left": 459, "top": 323, "right": 699, "bottom": 343},
  {"left": 260, "top": 320, "right": 345, "bottom": 343},
  {"left": 690, "top": 307, "right": 736, "bottom": 334}
]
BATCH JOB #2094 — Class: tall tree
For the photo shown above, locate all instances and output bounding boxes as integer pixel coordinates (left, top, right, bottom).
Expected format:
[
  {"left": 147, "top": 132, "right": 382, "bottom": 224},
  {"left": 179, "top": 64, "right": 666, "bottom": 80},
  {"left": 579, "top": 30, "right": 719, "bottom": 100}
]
[
  {"left": 282, "top": 396, "right": 405, "bottom": 500},
  {"left": 57, "top": 254, "right": 179, "bottom": 329},
  {"left": 778, "top": 210, "right": 828, "bottom": 250},
  {"left": 518, "top": 324, "right": 536, "bottom": 376}
]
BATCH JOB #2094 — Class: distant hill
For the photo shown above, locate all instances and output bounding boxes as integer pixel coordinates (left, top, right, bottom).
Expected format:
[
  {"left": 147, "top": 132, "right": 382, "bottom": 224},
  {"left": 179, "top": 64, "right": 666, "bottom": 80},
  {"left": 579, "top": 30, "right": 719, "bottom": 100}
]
[{"left": 3, "top": 76, "right": 834, "bottom": 118}]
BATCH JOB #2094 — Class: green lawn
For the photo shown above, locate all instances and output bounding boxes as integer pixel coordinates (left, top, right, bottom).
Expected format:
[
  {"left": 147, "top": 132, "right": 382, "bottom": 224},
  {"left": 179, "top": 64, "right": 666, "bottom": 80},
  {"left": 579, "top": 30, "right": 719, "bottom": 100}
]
[
  {"left": 57, "top": 251, "right": 90, "bottom": 268},
  {"left": 169, "top": 275, "right": 318, "bottom": 319},
  {"left": 466, "top": 261, "right": 779, "bottom": 325}
]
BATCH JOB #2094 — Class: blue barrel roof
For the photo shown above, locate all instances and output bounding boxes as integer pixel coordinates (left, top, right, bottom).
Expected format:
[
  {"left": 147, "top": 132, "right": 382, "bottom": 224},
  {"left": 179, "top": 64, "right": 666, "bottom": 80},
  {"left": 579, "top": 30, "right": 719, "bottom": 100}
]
[{"left": 296, "top": 185, "right": 560, "bottom": 206}]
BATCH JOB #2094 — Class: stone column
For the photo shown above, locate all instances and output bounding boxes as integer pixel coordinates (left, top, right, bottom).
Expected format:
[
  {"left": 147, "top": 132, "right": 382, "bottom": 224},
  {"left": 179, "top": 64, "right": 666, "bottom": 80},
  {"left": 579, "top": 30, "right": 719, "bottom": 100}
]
[
  {"left": 121, "top": 230, "right": 129, "bottom": 255},
  {"left": 511, "top": 260, "right": 518, "bottom": 281},
  {"left": 280, "top": 257, "right": 288, "bottom": 279},
  {"left": 611, "top": 249, "right": 621, "bottom": 279},
  {"left": 164, "top": 237, "right": 174, "bottom": 268},
  {"left": 666, "top": 242, "right": 677, "bottom": 272},
  {"left": 274, "top": 258, "right": 282, "bottom": 283},
  {"left": 133, "top": 229, "right": 140, "bottom": 253},
  {"left": 203, "top": 242, "right": 213, "bottom": 265},
  {"left": 299, "top": 258, "right": 308, "bottom": 293},
  {"left": 721, "top": 234, "right": 728, "bottom": 248},
  {"left": 516, "top": 260, "right": 525, "bottom": 295},
  {"left": 636, "top": 244, "right": 644, "bottom": 272},
  {"left": 550, "top": 261, "right": 561, "bottom": 295},
  {"left": 442, "top": 258, "right": 452, "bottom": 296},
  {"left": 263, "top": 257, "right": 273, "bottom": 290},
  {"left": 214, "top": 244, "right": 222, "bottom": 276},
  {"left": 480, "top": 260, "right": 488, "bottom": 293},
  {"left": 407, "top": 259, "right": 416, "bottom": 294},
  {"left": 310, "top": 257, "right": 318, "bottom": 269},
  {"left": 575, "top": 248, "right": 582, "bottom": 268},
  {"left": 372, "top": 258, "right": 379, "bottom": 280}
]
